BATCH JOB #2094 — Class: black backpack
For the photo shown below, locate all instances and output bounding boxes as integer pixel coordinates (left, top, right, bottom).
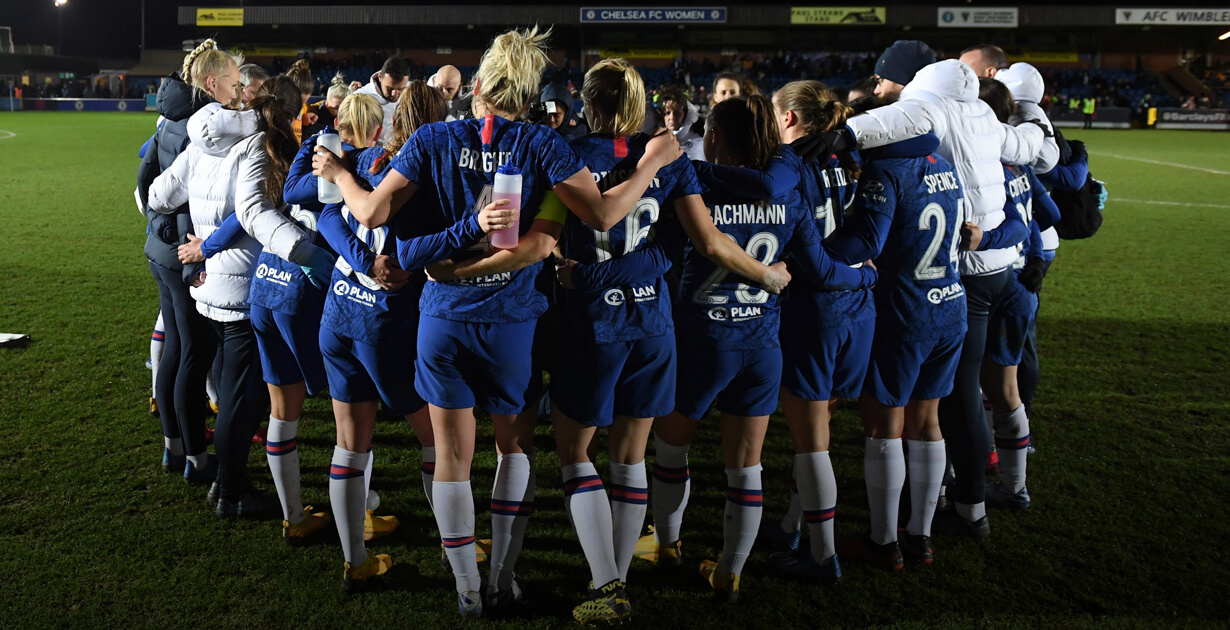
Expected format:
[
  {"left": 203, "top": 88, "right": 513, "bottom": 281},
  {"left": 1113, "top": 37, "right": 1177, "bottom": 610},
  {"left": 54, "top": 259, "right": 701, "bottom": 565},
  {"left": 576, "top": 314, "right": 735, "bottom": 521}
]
[{"left": 1049, "top": 129, "right": 1104, "bottom": 240}]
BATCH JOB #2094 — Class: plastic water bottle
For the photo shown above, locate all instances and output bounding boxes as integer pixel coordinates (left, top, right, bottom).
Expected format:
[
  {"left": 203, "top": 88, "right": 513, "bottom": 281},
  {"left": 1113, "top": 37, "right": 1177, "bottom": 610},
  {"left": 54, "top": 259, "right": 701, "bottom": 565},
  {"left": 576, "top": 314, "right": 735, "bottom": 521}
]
[
  {"left": 317, "top": 131, "right": 344, "bottom": 204},
  {"left": 490, "top": 164, "right": 522, "bottom": 249}
]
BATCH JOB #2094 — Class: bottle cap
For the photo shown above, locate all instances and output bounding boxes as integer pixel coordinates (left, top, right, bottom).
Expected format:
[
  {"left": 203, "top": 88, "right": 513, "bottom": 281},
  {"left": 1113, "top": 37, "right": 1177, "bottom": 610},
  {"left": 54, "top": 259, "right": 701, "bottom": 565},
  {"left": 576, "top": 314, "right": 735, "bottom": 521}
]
[{"left": 497, "top": 163, "right": 522, "bottom": 176}]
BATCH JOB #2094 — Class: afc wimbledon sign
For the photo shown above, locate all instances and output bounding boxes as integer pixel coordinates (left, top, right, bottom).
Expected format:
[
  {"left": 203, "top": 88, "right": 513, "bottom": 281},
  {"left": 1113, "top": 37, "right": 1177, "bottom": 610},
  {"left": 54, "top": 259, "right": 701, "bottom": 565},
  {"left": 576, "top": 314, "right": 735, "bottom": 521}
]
[
  {"left": 580, "top": 7, "right": 728, "bottom": 23},
  {"left": 1116, "top": 8, "right": 1230, "bottom": 25}
]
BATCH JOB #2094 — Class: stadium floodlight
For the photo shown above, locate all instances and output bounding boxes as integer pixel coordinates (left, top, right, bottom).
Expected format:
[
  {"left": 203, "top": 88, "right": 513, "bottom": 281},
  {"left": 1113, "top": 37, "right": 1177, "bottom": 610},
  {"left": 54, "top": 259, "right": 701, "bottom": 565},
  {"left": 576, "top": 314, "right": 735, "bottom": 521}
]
[
  {"left": 54, "top": 0, "right": 67, "bottom": 6},
  {"left": 1220, "top": 30, "right": 1230, "bottom": 40}
]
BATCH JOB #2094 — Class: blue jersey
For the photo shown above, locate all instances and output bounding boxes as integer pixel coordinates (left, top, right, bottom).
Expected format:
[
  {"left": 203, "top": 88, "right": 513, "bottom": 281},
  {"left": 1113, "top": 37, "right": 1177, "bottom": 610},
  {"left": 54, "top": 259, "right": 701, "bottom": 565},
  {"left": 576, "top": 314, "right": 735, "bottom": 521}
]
[
  {"left": 679, "top": 182, "right": 874, "bottom": 352},
  {"left": 559, "top": 134, "right": 704, "bottom": 344},
  {"left": 1002, "top": 164, "right": 1060, "bottom": 270},
  {"left": 319, "top": 147, "right": 431, "bottom": 346},
  {"left": 786, "top": 150, "right": 875, "bottom": 329},
  {"left": 247, "top": 205, "right": 329, "bottom": 316},
  {"left": 852, "top": 141, "right": 967, "bottom": 342},
  {"left": 391, "top": 115, "right": 586, "bottom": 323}
]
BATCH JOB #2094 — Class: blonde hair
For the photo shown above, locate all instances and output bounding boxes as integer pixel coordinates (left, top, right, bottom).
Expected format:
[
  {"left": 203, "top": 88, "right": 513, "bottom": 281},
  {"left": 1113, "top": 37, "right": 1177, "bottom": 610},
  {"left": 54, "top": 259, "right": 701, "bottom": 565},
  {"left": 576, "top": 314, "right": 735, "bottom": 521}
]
[
  {"left": 182, "top": 39, "right": 243, "bottom": 92},
  {"left": 326, "top": 73, "right": 351, "bottom": 102},
  {"left": 473, "top": 26, "right": 552, "bottom": 116},
  {"left": 773, "top": 80, "right": 859, "bottom": 177},
  {"left": 582, "top": 58, "right": 645, "bottom": 137},
  {"left": 336, "top": 93, "right": 383, "bottom": 149}
]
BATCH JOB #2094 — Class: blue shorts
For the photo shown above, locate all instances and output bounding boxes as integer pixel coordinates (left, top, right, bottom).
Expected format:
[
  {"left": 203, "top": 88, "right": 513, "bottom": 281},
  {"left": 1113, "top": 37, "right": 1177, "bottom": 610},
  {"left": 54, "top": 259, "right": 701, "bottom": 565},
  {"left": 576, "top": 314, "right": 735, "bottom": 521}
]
[
  {"left": 780, "top": 317, "right": 874, "bottom": 401},
  {"left": 551, "top": 329, "right": 676, "bottom": 427},
  {"left": 415, "top": 315, "right": 536, "bottom": 416},
  {"left": 320, "top": 320, "right": 425, "bottom": 417},
  {"left": 675, "top": 342, "right": 782, "bottom": 419},
  {"left": 986, "top": 278, "right": 1038, "bottom": 367},
  {"left": 251, "top": 303, "right": 327, "bottom": 395},
  {"left": 864, "top": 329, "right": 963, "bottom": 407}
]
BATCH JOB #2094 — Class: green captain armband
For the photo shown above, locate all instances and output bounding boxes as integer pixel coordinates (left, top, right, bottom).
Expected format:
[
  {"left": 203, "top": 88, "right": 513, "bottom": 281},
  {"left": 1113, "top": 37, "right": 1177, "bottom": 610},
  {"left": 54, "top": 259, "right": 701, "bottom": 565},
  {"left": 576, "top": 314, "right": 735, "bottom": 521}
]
[{"left": 535, "top": 191, "right": 569, "bottom": 225}]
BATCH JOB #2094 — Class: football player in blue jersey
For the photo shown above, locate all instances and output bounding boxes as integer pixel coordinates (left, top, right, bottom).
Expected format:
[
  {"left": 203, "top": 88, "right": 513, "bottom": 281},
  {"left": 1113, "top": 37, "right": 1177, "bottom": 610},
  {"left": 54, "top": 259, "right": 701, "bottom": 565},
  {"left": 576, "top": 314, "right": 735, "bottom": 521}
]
[
  {"left": 823, "top": 128, "right": 968, "bottom": 569},
  {"left": 974, "top": 79, "right": 1062, "bottom": 511},
  {"left": 646, "top": 95, "right": 876, "bottom": 602},
  {"left": 312, "top": 28, "right": 682, "bottom": 617}
]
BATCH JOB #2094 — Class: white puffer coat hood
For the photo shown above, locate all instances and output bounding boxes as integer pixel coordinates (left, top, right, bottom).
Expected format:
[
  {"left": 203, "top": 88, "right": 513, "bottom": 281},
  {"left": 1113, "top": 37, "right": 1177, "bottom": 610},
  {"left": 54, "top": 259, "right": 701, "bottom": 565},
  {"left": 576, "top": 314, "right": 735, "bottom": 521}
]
[
  {"left": 847, "top": 58, "right": 1045, "bottom": 276},
  {"left": 674, "top": 100, "right": 706, "bottom": 161},
  {"left": 997, "top": 63, "right": 1059, "bottom": 175}
]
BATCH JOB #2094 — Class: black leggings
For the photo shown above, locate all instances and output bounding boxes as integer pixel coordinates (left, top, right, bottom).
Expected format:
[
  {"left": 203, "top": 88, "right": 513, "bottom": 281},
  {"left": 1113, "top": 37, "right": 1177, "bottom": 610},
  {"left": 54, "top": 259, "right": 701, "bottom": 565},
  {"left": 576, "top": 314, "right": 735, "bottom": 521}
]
[
  {"left": 210, "top": 318, "right": 265, "bottom": 503},
  {"left": 939, "top": 268, "right": 1012, "bottom": 506},
  {"left": 150, "top": 261, "right": 216, "bottom": 456},
  {"left": 1017, "top": 258, "right": 1051, "bottom": 418}
]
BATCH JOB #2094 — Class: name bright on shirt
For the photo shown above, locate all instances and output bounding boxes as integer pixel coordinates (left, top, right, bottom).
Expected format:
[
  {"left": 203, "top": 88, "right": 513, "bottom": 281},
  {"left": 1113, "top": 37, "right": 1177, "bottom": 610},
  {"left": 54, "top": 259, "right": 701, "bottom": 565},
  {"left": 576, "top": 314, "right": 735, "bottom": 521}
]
[
  {"left": 457, "top": 147, "right": 514, "bottom": 173},
  {"left": 710, "top": 203, "right": 787, "bottom": 226}
]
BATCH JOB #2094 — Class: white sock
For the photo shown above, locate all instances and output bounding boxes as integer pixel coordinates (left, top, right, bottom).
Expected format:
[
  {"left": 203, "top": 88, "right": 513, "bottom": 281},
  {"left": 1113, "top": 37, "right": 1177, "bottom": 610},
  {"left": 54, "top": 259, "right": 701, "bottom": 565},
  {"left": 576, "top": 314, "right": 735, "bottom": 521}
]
[
  {"left": 906, "top": 439, "right": 946, "bottom": 537},
  {"left": 651, "top": 435, "right": 691, "bottom": 545},
  {"left": 489, "top": 452, "right": 533, "bottom": 590},
  {"left": 795, "top": 452, "right": 836, "bottom": 563},
  {"left": 864, "top": 437, "right": 905, "bottom": 546},
  {"left": 421, "top": 446, "right": 436, "bottom": 512},
  {"left": 563, "top": 462, "right": 619, "bottom": 589},
  {"left": 994, "top": 405, "right": 1030, "bottom": 493},
  {"left": 266, "top": 417, "right": 302, "bottom": 523},
  {"left": 204, "top": 370, "right": 218, "bottom": 405},
  {"left": 150, "top": 312, "right": 164, "bottom": 397},
  {"left": 718, "top": 465, "right": 762, "bottom": 576},
  {"left": 780, "top": 464, "right": 802, "bottom": 533},
  {"left": 364, "top": 445, "right": 374, "bottom": 498},
  {"left": 434, "top": 480, "right": 481, "bottom": 593},
  {"left": 164, "top": 437, "right": 184, "bottom": 457},
  {"left": 187, "top": 451, "right": 208, "bottom": 470},
  {"left": 956, "top": 501, "right": 986, "bottom": 523},
  {"left": 329, "top": 446, "right": 369, "bottom": 565},
  {"left": 610, "top": 460, "right": 648, "bottom": 583}
]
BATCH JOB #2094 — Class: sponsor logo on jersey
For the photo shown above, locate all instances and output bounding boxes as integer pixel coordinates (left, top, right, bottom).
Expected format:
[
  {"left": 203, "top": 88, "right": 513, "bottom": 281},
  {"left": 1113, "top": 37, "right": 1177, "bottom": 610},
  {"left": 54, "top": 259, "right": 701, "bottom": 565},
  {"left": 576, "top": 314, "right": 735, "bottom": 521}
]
[
  {"left": 604, "top": 288, "right": 625, "bottom": 306},
  {"left": 924, "top": 171, "right": 960, "bottom": 195},
  {"left": 604, "top": 285, "right": 657, "bottom": 307},
  {"left": 256, "top": 263, "right": 295, "bottom": 286},
  {"left": 334, "top": 279, "right": 377, "bottom": 307},
  {"left": 458, "top": 271, "right": 513, "bottom": 288},
  {"left": 707, "top": 306, "right": 729, "bottom": 321},
  {"left": 927, "top": 281, "right": 965, "bottom": 305},
  {"left": 710, "top": 203, "right": 787, "bottom": 226}
]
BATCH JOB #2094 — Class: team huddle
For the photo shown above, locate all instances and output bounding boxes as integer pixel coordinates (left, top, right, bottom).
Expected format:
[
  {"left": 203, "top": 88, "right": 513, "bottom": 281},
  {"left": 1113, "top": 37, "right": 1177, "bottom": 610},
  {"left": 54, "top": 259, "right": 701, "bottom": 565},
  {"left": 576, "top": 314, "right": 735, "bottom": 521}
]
[{"left": 137, "top": 27, "right": 1099, "bottom": 623}]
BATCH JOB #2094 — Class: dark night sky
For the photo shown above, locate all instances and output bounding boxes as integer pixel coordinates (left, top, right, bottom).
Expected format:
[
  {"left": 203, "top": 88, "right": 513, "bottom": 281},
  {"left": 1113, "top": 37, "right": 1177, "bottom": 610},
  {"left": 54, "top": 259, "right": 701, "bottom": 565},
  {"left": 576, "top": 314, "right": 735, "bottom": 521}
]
[{"left": 3, "top": 0, "right": 1229, "bottom": 61}]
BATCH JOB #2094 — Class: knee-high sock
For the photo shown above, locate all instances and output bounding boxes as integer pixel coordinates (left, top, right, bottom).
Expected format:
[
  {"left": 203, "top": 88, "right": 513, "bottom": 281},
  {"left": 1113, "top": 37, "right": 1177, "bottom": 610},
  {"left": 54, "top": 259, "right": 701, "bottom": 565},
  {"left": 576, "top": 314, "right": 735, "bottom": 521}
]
[
  {"left": 204, "top": 368, "right": 218, "bottom": 406},
  {"left": 781, "top": 470, "right": 803, "bottom": 533},
  {"left": 151, "top": 312, "right": 164, "bottom": 398},
  {"left": 420, "top": 445, "right": 436, "bottom": 512},
  {"left": 329, "top": 447, "right": 369, "bottom": 565},
  {"left": 363, "top": 445, "right": 374, "bottom": 499},
  {"left": 906, "top": 439, "right": 946, "bottom": 537},
  {"left": 563, "top": 462, "right": 619, "bottom": 588},
  {"left": 435, "top": 480, "right": 481, "bottom": 593},
  {"left": 651, "top": 435, "right": 691, "bottom": 545},
  {"left": 994, "top": 406, "right": 1030, "bottom": 492},
  {"left": 266, "top": 417, "right": 303, "bottom": 523},
  {"left": 865, "top": 437, "right": 905, "bottom": 546},
  {"left": 489, "top": 452, "right": 533, "bottom": 590},
  {"left": 795, "top": 452, "right": 837, "bottom": 563},
  {"left": 718, "top": 465, "right": 763, "bottom": 576},
  {"left": 610, "top": 460, "right": 648, "bottom": 583}
]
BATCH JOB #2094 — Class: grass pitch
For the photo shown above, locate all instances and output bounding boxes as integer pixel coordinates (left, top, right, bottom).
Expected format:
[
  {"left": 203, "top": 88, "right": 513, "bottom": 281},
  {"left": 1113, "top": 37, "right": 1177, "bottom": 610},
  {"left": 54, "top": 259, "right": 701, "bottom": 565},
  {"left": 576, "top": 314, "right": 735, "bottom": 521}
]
[{"left": 0, "top": 112, "right": 1227, "bottom": 628}]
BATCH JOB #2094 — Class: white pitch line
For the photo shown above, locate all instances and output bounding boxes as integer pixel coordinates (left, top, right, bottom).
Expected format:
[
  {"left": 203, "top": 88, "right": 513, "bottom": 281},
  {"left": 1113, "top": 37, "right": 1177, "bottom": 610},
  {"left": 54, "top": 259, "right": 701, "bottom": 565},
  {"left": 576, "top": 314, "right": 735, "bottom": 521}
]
[
  {"left": 1115, "top": 198, "right": 1230, "bottom": 210},
  {"left": 1090, "top": 151, "right": 1230, "bottom": 176},
  {"left": 0, "top": 130, "right": 15, "bottom": 140}
]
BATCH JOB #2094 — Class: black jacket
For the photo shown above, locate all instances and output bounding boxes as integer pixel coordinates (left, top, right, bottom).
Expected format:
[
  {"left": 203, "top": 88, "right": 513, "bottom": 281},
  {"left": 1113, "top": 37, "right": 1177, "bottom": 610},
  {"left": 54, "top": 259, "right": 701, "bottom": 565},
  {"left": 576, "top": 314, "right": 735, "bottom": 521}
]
[{"left": 137, "top": 72, "right": 212, "bottom": 272}]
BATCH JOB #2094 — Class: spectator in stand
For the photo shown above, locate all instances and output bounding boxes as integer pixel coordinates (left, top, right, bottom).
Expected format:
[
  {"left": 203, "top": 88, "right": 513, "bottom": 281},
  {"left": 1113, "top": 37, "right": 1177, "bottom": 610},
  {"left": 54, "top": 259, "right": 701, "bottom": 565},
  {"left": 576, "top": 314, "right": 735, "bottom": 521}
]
[
  {"left": 238, "top": 63, "right": 269, "bottom": 108},
  {"left": 848, "top": 76, "right": 879, "bottom": 102},
  {"left": 659, "top": 86, "right": 706, "bottom": 160},
  {"left": 354, "top": 56, "right": 412, "bottom": 143},
  {"left": 959, "top": 44, "right": 1010, "bottom": 79}
]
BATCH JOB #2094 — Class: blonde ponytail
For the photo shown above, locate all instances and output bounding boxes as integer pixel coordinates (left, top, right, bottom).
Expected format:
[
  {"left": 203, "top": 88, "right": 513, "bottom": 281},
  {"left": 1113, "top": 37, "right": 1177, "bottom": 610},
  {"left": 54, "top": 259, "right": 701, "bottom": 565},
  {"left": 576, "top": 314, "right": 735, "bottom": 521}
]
[
  {"left": 581, "top": 58, "right": 645, "bottom": 137},
  {"left": 473, "top": 26, "right": 552, "bottom": 116},
  {"left": 336, "top": 93, "right": 383, "bottom": 149},
  {"left": 183, "top": 38, "right": 243, "bottom": 94},
  {"left": 326, "top": 72, "right": 351, "bottom": 102}
]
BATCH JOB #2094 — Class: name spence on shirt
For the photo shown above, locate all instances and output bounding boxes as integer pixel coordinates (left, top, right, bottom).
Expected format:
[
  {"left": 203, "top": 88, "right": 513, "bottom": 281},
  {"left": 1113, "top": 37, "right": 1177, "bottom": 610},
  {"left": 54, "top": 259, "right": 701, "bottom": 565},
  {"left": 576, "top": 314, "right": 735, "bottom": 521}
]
[
  {"left": 710, "top": 202, "right": 787, "bottom": 226},
  {"left": 924, "top": 171, "right": 960, "bottom": 195}
]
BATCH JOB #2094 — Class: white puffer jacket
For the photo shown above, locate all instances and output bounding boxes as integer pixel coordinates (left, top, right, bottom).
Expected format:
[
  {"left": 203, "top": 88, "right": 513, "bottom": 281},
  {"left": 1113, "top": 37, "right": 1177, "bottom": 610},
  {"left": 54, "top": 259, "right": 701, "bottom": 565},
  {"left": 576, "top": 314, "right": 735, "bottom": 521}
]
[
  {"left": 846, "top": 59, "right": 1045, "bottom": 276},
  {"left": 354, "top": 73, "right": 395, "bottom": 144},
  {"left": 997, "top": 62, "right": 1062, "bottom": 250},
  {"left": 150, "top": 103, "right": 310, "bottom": 322},
  {"left": 674, "top": 100, "right": 706, "bottom": 162}
]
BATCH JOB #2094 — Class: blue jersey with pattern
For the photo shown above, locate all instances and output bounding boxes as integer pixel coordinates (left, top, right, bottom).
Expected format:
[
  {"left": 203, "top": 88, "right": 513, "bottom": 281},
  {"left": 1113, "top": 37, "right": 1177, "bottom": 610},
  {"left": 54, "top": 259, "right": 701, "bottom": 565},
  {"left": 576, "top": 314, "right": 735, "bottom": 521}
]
[
  {"left": 1003, "top": 164, "right": 1037, "bottom": 271},
  {"left": 247, "top": 205, "right": 329, "bottom": 316},
  {"left": 559, "top": 134, "right": 704, "bottom": 344},
  {"left": 320, "top": 147, "right": 428, "bottom": 345},
  {"left": 858, "top": 151, "right": 968, "bottom": 342},
  {"left": 391, "top": 115, "right": 586, "bottom": 323},
  {"left": 785, "top": 150, "right": 875, "bottom": 330}
]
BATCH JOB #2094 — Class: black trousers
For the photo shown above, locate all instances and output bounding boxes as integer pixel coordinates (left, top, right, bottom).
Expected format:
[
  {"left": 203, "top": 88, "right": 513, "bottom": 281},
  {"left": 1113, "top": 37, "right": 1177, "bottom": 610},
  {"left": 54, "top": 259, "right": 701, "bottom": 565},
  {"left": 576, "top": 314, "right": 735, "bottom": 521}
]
[
  {"left": 210, "top": 318, "right": 265, "bottom": 502},
  {"left": 939, "top": 268, "right": 1012, "bottom": 507},
  {"left": 150, "top": 261, "right": 216, "bottom": 457}
]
